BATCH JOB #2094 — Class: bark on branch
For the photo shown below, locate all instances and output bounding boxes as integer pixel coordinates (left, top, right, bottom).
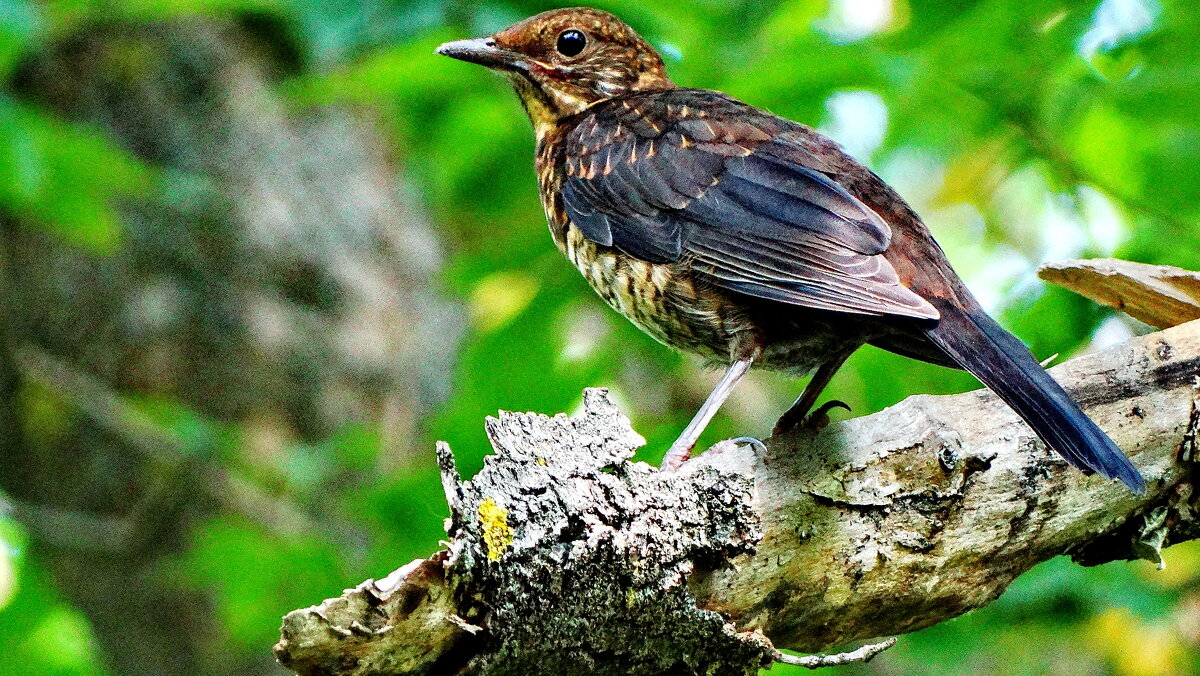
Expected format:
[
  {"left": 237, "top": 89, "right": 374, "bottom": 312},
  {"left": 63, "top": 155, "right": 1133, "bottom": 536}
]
[
  {"left": 1038, "top": 258, "right": 1200, "bottom": 329},
  {"left": 275, "top": 319, "right": 1200, "bottom": 675}
]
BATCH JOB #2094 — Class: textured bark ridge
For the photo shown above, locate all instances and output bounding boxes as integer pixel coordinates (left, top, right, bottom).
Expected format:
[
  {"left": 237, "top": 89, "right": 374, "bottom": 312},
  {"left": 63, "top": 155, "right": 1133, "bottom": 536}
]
[
  {"left": 276, "top": 319, "right": 1200, "bottom": 675},
  {"left": 439, "top": 388, "right": 771, "bottom": 674}
]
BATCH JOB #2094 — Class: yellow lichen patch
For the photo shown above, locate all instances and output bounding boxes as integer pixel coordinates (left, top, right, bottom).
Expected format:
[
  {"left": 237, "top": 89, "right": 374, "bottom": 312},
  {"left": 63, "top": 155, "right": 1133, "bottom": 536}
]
[{"left": 478, "top": 497, "right": 513, "bottom": 562}]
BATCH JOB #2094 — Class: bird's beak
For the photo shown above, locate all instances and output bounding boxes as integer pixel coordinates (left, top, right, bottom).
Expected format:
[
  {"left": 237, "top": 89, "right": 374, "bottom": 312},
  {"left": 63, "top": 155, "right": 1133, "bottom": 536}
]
[{"left": 435, "top": 37, "right": 524, "bottom": 72}]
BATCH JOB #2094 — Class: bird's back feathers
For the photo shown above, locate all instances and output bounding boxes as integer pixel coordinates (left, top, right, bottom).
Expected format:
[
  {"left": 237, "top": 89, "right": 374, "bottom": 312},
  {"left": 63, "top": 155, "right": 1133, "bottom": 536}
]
[{"left": 556, "top": 89, "right": 939, "bottom": 320}]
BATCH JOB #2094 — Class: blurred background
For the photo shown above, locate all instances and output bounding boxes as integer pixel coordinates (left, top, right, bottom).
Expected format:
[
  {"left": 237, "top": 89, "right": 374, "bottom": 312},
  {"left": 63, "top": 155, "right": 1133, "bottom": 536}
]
[{"left": 0, "top": 0, "right": 1196, "bottom": 674}]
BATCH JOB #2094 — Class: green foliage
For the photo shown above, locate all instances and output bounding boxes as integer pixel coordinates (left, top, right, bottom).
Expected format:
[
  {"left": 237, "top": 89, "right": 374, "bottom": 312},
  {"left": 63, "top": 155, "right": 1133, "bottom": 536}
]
[
  {"left": 0, "top": 517, "right": 110, "bottom": 675},
  {"left": 1, "top": 0, "right": 1198, "bottom": 674},
  {"left": 173, "top": 514, "right": 346, "bottom": 654},
  {"left": 0, "top": 95, "right": 151, "bottom": 252},
  {"left": 0, "top": 0, "right": 42, "bottom": 80}
]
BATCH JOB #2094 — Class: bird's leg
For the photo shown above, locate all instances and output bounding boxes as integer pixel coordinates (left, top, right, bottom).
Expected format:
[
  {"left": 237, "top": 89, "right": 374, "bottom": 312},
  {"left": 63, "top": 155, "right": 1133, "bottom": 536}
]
[
  {"left": 661, "top": 347, "right": 759, "bottom": 471},
  {"left": 773, "top": 352, "right": 853, "bottom": 436}
]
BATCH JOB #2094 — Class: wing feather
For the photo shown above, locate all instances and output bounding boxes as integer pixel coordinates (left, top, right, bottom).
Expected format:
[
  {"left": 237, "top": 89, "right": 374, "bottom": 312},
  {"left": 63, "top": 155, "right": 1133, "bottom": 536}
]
[{"left": 558, "top": 90, "right": 938, "bottom": 320}]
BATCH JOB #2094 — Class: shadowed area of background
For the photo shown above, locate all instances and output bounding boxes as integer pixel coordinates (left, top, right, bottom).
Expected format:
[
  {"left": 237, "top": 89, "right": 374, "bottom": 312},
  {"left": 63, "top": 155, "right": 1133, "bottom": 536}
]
[{"left": 0, "top": 1, "right": 1197, "bottom": 674}]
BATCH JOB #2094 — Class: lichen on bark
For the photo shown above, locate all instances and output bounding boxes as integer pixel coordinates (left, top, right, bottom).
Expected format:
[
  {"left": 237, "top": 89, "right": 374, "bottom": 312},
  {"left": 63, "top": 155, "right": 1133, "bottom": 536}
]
[{"left": 440, "top": 388, "right": 773, "bottom": 675}]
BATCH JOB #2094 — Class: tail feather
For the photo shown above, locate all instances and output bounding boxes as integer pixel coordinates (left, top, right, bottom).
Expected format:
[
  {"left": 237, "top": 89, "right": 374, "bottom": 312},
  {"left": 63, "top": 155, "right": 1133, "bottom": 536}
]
[{"left": 924, "top": 303, "right": 1145, "bottom": 493}]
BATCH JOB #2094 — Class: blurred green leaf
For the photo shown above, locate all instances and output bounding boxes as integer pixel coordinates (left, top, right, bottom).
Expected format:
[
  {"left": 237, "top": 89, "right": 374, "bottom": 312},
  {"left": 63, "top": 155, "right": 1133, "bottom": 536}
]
[
  {"left": 175, "top": 514, "right": 343, "bottom": 655},
  {"left": 0, "top": 0, "right": 42, "bottom": 79},
  {"left": 0, "top": 95, "right": 151, "bottom": 252}
]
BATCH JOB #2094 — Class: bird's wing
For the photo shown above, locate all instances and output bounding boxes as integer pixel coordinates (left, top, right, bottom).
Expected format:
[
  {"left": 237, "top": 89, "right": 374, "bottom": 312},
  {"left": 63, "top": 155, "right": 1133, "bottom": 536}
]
[{"left": 558, "top": 92, "right": 938, "bottom": 320}]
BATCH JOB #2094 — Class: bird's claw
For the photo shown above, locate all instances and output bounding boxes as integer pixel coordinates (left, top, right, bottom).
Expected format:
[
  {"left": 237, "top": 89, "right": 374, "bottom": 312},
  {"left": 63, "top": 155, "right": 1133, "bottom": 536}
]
[
  {"left": 728, "top": 436, "right": 767, "bottom": 455},
  {"left": 773, "top": 400, "right": 851, "bottom": 436},
  {"left": 702, "top": 436, "right": 767, "bottom": 459}
]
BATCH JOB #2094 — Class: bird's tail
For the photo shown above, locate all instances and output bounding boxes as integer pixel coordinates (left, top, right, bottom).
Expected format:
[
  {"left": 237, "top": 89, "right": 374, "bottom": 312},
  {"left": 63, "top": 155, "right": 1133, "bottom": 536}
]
[{"left": 923, "top": 301, "right": 1145, "bottom": 493}]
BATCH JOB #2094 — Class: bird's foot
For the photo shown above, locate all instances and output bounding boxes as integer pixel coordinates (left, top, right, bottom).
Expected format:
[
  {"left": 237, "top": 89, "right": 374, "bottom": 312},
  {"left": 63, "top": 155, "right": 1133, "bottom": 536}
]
[
  {"left": 707, "top": 436, "right": 767, "bottom": 458},
  {"left": 772, "top": 400, "right": 851, "bottom": 436},
  {"left": 660, "top": 439, "right": 694, "bottom": 472},
  {"left": 661, "top": 436, "right": 765, "bottom": 472},
  {"left": 727, "top": 436, "right": 767, "bottom": 455}
]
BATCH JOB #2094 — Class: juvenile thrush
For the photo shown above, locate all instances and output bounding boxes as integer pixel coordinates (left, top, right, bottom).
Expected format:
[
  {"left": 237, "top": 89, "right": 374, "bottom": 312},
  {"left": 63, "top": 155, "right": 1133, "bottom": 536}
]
[{"left": 437, "top": 7, "right": 1144, "bottom": 492}]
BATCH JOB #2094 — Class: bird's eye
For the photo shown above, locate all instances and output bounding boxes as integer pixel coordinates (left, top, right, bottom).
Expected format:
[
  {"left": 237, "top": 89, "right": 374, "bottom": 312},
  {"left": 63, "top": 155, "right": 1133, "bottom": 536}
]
[{"left": 556, "top": 29, "right": 587, "bottom": 57}]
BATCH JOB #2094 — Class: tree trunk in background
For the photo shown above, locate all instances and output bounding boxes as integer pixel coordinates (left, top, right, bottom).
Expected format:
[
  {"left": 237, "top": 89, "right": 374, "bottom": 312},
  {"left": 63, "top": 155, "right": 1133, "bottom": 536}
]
[{"left": 2, "top": 19, "right": 459, "bottom": 675}]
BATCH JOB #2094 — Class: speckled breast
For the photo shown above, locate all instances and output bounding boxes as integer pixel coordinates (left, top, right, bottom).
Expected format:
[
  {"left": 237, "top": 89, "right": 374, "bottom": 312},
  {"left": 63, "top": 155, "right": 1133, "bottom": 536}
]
[{"left": 538, "top": 180, "right": 748, "bottom": 363}]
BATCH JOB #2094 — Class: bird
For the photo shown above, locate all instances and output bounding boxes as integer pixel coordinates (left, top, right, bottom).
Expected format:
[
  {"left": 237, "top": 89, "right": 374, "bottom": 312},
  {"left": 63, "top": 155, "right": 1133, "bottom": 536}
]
[{"left": 436, "top": 7, "right": 1145, "bottom": 493}]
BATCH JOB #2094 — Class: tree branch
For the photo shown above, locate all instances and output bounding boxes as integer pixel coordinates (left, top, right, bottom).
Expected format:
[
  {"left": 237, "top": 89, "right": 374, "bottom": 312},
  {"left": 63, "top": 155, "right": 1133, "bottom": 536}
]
[
  {"left": 774, "top": 638, "right": 897, "bottom": 668},
  {"left": 1038, "top": 259, "right": 1200, "bottom": 329},
  {"left": 276, "top": 319, "right": 1200, "bottom": 675}
]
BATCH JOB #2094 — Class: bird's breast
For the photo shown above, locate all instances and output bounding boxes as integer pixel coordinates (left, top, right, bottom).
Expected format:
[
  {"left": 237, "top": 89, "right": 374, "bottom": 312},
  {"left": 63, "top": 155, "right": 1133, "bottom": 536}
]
[{"left": 559, "top": 220, "right": 750, "bottom": 363}]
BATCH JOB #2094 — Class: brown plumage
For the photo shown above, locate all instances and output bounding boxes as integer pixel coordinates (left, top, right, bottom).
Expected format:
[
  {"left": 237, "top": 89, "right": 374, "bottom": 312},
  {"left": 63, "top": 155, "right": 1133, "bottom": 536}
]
[{"left": 438, "top": 7, "right": 1144, "bottom": 492}]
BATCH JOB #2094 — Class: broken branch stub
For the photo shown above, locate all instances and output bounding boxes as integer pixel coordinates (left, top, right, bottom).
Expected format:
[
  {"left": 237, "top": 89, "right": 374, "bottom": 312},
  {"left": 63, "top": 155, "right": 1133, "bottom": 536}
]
[
  {"left": 276, "top": 320, "right": 1200, "bottom": 675},
  {"left": 1038, "top": 258, "right": 1200, "bottom": 329}
]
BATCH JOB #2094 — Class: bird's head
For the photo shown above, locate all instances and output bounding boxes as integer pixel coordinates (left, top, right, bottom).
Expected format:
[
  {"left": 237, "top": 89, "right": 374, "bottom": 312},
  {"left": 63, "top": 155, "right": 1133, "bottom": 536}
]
[{"left": 437, "top": 7, "right": 674, "bottom": 139}]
